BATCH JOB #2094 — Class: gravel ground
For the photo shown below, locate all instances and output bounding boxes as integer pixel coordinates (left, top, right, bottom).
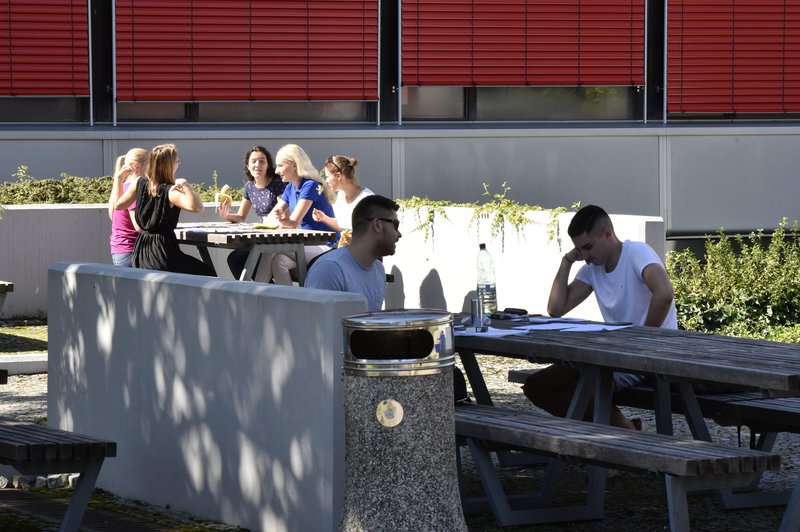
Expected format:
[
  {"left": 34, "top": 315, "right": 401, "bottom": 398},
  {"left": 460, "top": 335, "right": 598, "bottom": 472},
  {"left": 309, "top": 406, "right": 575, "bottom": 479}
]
[{"left": 1, "top": 363, "right": 797, "bottom": 531}]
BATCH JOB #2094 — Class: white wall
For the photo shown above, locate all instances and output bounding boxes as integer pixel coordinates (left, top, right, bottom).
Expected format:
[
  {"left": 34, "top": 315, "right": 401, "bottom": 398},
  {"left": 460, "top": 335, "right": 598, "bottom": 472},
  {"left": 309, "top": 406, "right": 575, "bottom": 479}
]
[
  {"left": 0, "top": 204, "right": 228, "bottom": 318},
  {"left": 384, "top": 208, "right": 664, "bottom": 321},
  {"left": 48, "top": 262, "right": 366, "bottom": 532},
  {"left": 1, "top": 206, "right": 662, "bottom": 319}
]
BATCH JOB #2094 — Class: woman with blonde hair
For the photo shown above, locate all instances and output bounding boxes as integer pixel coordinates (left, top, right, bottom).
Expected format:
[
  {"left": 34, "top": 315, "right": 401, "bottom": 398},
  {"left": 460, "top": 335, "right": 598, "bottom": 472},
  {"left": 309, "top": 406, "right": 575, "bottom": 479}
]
[
  {"left": 108, "top": 147, "right": 149, "bottom": 267},
  {"left": 262, "top": 143, "right": 337, "bottom": 284},
  {"left": 312, "top": 154, "right": 373, "bottom": 247},
  {"left": 114, "top": 143, "right": 214, "bottom": 276}
]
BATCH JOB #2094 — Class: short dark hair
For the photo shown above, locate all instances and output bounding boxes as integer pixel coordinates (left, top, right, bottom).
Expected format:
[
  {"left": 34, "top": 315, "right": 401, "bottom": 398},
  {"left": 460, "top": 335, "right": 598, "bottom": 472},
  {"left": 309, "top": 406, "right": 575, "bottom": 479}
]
[
  {"left": 352, "top": 195, "right": 400, "bottom": 234},
  {"left": 567, "top": 205, "right": 612, "bottom": 238}
]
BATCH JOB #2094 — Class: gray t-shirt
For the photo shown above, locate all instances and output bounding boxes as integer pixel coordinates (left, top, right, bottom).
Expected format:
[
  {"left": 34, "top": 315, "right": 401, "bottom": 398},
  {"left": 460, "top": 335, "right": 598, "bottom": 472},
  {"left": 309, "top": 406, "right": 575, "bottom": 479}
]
[{"left": 305, "top": 247, "right": 386, "bottom": 311}]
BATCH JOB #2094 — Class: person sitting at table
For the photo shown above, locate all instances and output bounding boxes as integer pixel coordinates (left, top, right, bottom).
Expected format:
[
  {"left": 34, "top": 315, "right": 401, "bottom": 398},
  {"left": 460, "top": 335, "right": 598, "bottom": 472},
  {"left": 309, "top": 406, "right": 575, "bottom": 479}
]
[
  {"left": 305, "top": 195, "right": 401, "bottom": 311},
  {"left": 114, "top": 143, "right": 215, "bottom": 276},
  {"left": 311, "top": 155, "right": 373, "bottom": 247},
  {"left": 108, "top": 147, "right": 148, "bottom": 267},
  {"left": 522, "top": 204, "right": 677, "bottom": 430},
  {"left": 218, "top": 145, "right": 286, "bottom": 279},
  {"left": 261, "top": 143, "right": 338, "bottom": 285}
]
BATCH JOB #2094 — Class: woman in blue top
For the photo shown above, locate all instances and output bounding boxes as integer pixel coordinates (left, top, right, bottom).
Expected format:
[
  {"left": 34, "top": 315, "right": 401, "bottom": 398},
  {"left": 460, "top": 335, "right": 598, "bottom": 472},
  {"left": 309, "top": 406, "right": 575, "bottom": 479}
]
[
  {"left": 262, "top": 143, "right": 337, "bottom": 284},
  {"left": 218, "top": 145, "right": 286, "bottom": 279}
]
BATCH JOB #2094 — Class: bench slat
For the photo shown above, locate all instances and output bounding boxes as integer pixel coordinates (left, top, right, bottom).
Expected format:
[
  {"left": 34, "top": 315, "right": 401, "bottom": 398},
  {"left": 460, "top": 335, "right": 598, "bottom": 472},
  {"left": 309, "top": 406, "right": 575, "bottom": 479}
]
[
  {"left": 0, "top": 418, "right": 116, "bottom": 463},
  {"left": 455, "top": 404, "right": 780, "bottom": 477}
]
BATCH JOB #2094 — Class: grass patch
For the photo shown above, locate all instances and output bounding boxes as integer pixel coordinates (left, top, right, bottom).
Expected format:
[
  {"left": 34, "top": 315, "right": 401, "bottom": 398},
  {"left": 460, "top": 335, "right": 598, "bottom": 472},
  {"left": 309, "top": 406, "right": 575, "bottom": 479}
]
[{"left": 0, "top": 319, "right": 47, "bottom": 354}]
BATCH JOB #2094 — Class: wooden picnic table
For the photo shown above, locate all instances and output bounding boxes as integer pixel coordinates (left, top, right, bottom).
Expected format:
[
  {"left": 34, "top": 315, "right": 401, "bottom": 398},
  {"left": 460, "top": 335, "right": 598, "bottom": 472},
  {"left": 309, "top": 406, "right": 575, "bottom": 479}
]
[
  {"left": 454, "top": 323, "right": 800, "bottom": 531},
  {"left": 174, "top": 222, "right": 336, "bottom": 283}
]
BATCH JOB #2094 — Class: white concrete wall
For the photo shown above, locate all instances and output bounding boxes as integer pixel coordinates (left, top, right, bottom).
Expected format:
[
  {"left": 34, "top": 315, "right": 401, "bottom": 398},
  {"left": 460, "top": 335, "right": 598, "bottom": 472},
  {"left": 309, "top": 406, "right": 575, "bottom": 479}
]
[
  {"left": 0, "top": 203, "right": 230, "bottom": 318},
  {"left": 384, "top": 208, "right": 664, "bottom": 321},
  {"left": 47, "top": 262, "right": 366, "bottom": 532},
  {"left": 1, "top": 205, "right": 661, "bottom": 319}
]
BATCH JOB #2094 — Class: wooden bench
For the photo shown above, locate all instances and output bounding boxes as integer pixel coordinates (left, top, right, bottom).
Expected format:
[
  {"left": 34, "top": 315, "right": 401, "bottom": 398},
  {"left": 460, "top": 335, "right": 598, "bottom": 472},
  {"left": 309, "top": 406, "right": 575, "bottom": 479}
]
[
  {"left": 0, "top": 281, "right": 12, "bottom": 294},
  {"left": 456, "top": 403, "right": 781, "bottom": 531},
  {"left": 509, "top": 368, "right": 800, "bottom": 436},
  {"left": 0, "top": 417, "right": 116, "bottom": 532},
  {"left": 0, "top": 369, "right": 7, "bottom": 385}
]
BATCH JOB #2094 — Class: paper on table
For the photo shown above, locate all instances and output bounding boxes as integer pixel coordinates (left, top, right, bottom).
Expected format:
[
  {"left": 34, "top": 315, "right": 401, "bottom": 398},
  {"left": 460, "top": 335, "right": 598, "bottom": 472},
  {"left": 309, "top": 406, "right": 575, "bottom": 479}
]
[
  {"left": 514, "top": 322, "right": 631, "bottom": 333},
  {"left": 453, "top": 326, "right": 525, "bottom": 337}
]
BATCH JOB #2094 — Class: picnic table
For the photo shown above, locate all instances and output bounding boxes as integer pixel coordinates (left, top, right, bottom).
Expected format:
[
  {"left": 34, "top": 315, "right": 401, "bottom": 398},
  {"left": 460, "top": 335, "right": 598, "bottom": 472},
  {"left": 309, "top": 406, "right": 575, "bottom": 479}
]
[
  {"left": 174, "top": 222, "right": 336, "bottom": 284},
  {"left": 454, "top": 321, "right": 800, "bottom": 531}
]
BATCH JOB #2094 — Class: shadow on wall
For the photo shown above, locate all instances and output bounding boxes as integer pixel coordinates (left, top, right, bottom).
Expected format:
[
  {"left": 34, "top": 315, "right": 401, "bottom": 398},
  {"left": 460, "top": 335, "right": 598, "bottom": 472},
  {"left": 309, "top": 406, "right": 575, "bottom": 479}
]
[
  {"left": 49, "top": 265, "right": 357, "bottom": 530},
  {"left": 419, "top": 269, "right": 447, "bottom": 311},
  {"left": 385, "top": 265, "right": 405, "bottom": 310}
]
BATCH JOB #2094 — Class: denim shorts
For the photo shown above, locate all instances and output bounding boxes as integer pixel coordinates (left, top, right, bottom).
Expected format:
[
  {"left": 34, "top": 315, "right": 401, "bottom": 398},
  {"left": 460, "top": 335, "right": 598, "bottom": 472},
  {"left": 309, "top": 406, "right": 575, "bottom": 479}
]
[
  {"left": 613, "top": 371, "right": 645, "bottom": 390},
  {"left": 112, "top": 252, "right": 133, "bottom": 267}
]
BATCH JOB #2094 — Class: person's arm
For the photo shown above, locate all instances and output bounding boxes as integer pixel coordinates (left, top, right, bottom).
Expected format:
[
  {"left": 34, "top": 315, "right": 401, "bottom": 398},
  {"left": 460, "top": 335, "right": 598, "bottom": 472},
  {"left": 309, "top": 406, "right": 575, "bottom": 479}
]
[
  {"left": 168, "top": 179, "right": 204, "bottom": 213},
  {"left": 265, "top": 197, "right": 287, "bottom": 225},
  {"left": 109, "top": 166, "right": 134, "bottom": 216},
  {"left": 220, "top": 197, "right": 252, "bottom": 223},
  {"left": 280, "top": 198, "right": 313, "bottom": 229},
  {"left": 312, "top": 208, "right": 342, "bottom": 231},
  {"left": 114, "top": 178, "right": 139, "bottom": 210},
  {"left": 547, "top": 248, "right": 593, "bottom": 317},
  {"left": 641, "top": 263, "right": 675, "bottom": 327},
  {"left": 128, "top": 210, "right": 141, "bottom": 232}
]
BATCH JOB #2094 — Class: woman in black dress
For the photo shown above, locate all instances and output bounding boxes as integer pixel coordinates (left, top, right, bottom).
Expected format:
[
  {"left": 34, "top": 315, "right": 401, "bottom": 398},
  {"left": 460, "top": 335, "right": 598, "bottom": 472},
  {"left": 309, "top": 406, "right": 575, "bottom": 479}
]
[{"left": 114, "top": 143, "right": 214, "bottom": 276}]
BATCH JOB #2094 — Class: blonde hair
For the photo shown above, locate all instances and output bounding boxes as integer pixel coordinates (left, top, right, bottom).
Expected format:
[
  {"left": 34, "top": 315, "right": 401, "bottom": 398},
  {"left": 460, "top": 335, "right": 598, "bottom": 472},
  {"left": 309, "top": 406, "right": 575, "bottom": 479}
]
[
  {"left": 276, "top": 143, "right": 335, "bottom": 204},
  {"left": 115, "top": 147, "right": 149, "bottom": 176},
  {"left": 146, "top": 143, "right": 178, "bottom": 197}
]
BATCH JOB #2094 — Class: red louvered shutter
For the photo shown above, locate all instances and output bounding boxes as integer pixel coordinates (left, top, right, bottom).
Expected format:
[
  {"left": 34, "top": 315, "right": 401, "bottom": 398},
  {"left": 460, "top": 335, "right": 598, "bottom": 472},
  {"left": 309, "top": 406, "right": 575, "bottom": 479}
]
[
  {"left": 0, "top": 0, "right": 89, "bottom": 97},
  {"left": 668, "top": 0, "right": 800, "bottom": 114},
  {"left": 116, "top": 0, "right": 378, "bottom": 102},
  {"left": 402, "top": 0, "right": 644, "bottom": 87}
]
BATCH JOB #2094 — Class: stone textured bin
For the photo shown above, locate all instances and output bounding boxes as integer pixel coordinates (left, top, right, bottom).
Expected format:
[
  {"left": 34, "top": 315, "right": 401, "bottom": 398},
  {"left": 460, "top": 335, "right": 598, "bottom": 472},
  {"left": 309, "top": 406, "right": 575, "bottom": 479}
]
[{"left": 339, "top": 309, "right": 467, "bottom": 532}]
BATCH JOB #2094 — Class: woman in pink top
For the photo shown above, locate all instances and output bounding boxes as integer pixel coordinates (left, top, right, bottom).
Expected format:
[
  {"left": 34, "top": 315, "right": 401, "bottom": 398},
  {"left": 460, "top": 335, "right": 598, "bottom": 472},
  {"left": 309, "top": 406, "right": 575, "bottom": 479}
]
[{"left": 108, "top": 148, "right": 149, "bottom": 267}]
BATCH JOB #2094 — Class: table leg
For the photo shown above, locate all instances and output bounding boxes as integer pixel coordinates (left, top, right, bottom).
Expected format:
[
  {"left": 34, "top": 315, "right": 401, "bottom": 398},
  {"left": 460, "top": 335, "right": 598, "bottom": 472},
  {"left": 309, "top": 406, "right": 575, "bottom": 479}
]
[
  {"left": 240, "top": 245, "right": 264, "bottom": 281},
  {"left": 674, "top": 381, "right": 712, "bottom": 441},
  {"left": 457, "top": 350, "right": 493, "bottom": 406},
  {"left": 196, "top": 247, "right": 217, "bottom": 276},
  {"left": 294, "top": 244, "right": 309, "bottom": 286},
  {"left": 779, "top": 473, "right": 800, "bottom": 532},
  {"left": 653, "top": 375, "right": 674, "bottom": 436}
]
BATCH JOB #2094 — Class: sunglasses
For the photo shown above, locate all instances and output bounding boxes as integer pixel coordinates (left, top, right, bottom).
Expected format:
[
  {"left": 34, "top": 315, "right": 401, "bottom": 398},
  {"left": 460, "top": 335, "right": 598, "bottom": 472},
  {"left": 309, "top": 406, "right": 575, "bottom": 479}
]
[
  {"left": 326, "top": 155, "right": 343, "bottom": 173},
  {"left": 374, "top": 217, "right": 400, "bottom": 231}
]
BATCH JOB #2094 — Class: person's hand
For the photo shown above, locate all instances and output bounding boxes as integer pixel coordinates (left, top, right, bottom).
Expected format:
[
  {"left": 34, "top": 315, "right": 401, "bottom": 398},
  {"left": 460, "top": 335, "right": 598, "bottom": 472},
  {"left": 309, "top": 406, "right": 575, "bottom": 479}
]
[
  {"left": 115, "top": 165, "right": 133, "bottom": 182},
  {"left": 564, "top": 247, "right": 581, "bottom": 264},
  {"left": 275, "top": 203, "right": 288, "bottom": 220},
  {"left": 312, "top": 208, "right": 325, "bottom": 222},
  {"left": 219, "top": 199, "right": 231, "bottom": 219}
]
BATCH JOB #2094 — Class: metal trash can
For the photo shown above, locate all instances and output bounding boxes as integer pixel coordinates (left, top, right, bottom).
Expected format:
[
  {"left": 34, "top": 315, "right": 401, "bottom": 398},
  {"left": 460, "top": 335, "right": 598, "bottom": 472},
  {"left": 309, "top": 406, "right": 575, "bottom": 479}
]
[{"left": 339, "top": 309, "right": 467, "bottom": 532}]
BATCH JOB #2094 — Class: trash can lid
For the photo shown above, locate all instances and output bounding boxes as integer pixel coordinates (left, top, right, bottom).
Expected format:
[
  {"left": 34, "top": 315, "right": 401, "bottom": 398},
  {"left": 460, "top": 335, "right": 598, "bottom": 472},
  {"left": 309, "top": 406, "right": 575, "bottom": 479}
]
[{"left": 343, "top": 309, "right": 453, "bottom": 329}]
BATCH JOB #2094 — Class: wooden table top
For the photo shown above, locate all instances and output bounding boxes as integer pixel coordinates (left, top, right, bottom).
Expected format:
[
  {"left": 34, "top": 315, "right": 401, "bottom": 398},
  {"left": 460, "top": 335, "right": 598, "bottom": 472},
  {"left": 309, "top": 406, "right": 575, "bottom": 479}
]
[
  {"left": 455, "top": 325, "right": 800, "bottom": 393},
  {"left": 175, "top": 222, "right": 337, "bottom": 247}
]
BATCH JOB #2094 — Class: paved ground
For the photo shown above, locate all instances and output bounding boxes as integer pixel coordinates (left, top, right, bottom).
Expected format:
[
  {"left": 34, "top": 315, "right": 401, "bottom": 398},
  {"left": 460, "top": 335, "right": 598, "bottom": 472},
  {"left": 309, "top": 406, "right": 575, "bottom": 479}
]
[{"left": 1, "top": 361, "right": 797, "bottom": 531}]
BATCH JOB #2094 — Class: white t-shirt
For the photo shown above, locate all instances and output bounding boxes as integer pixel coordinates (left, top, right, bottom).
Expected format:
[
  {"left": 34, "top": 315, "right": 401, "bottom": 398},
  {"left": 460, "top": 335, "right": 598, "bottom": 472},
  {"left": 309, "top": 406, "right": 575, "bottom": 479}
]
[
  {"left": 333, "top": 187, "right": 374, "bottom": 230},
  {"left": 575, "top": 240, "right": 678, "bottom": 329}
]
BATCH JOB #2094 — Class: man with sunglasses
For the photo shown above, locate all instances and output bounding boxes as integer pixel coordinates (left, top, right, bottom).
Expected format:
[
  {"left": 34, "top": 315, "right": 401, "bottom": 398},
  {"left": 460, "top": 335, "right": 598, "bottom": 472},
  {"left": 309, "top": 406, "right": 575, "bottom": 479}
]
[{"left": 305, "top": 195, "right": 402, "bottom": 311}]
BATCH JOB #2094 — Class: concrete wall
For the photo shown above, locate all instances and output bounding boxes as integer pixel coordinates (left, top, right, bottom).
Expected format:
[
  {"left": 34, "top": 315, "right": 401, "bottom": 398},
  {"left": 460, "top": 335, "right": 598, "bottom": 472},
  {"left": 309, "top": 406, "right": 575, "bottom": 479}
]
[
  {"left": 0, "top": 125, "right": 798, "bottom": 236},
  {"left": 0, "top": 203, "right": 229, "bottom": 318},
  {"left": 1, "top": 206, "right": 661, "bottom": 319},
  {"left": 383, "top": 208, "right": 664, "bottom": 321},
  {"left": 47, "top": 262, "right": 366, "bottom": 532}
]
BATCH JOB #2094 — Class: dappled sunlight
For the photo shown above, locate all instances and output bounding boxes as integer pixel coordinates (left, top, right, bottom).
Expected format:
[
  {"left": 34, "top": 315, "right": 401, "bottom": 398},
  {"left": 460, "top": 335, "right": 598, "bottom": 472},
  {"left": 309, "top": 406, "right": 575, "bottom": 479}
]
[
  {"left": 181, "top": 424, "right": 223, "bottom": 497},
  {"left": 237, "top": 434, "right": 265, "bottom": 504},
  {"left": 48, "top": 264, "right": 359, "bottom": 530},
  {"left": 290, "top": 431, "right": 314, "bottom": 480},
  {"left": 170, "top": 375, "right": 193, "bottom": 423}
]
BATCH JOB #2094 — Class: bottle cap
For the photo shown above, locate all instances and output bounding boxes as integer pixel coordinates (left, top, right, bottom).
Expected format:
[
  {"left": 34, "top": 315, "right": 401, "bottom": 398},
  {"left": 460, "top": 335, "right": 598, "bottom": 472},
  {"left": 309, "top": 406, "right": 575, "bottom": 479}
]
[{"left": 479, "top": 243, "right": 486, "bottom": 250}]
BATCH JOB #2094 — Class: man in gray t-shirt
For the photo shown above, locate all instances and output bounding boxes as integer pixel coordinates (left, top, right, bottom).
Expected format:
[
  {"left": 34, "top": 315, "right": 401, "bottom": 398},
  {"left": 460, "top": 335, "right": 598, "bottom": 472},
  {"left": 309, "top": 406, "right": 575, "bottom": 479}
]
[{"left": 305, "top": 195, "right": 401, "bottom": 311}]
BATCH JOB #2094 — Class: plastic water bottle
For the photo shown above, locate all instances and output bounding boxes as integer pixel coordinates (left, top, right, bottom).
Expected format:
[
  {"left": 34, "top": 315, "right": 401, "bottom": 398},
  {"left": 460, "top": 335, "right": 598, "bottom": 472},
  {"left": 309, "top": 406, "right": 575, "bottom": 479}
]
[{"left": 477, "top": 243, "right": 497, "bottom": 316}]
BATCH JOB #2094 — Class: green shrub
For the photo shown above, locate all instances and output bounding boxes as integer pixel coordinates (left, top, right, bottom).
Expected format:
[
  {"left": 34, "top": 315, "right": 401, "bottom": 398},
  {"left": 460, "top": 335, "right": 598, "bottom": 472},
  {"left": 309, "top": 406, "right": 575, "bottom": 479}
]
[
  {"left": 666, "top": 219, "right": 800, "bottom": 339},
  {"left": 0, "top": 166, "right": 238, "bottom": 204}
]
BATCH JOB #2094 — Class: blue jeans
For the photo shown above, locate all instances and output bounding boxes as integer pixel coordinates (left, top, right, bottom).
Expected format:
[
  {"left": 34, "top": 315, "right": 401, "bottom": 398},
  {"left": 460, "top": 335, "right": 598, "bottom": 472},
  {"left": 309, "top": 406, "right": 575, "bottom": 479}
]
[{"left": 112, "top": 252, "right": 133, "bottom": 267}]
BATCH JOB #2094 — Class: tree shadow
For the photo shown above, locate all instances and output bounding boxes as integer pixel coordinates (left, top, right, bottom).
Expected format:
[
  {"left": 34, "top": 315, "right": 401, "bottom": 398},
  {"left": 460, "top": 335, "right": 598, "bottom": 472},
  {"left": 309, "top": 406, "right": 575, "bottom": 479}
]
[{"left": 0, "top": 332, "right": 47, "bottom": 353}]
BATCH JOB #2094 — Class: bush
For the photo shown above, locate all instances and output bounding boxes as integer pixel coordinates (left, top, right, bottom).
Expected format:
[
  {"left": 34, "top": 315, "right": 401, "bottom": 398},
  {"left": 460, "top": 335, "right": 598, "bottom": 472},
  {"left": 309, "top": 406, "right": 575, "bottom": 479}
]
[
  {"left": 0, "top": 166, "right": 238, "bottom": 204},
  {"left": 666, "top": 219, "right": 800, "bottom": 340}
]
